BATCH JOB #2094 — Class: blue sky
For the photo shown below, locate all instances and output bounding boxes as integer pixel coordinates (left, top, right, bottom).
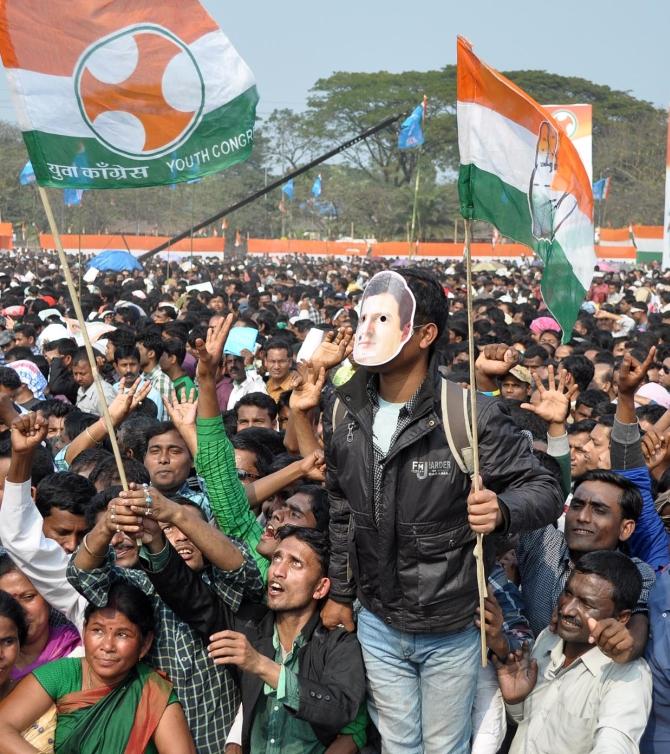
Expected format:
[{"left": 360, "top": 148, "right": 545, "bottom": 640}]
[{"left": 0, "top": 1, "right": 666, "bottom": 123}]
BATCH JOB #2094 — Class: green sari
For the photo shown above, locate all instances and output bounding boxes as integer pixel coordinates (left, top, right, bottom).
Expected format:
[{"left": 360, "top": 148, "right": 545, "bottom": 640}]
[{"left": 34, "top": 659, "right": 173, "bottom": 754}]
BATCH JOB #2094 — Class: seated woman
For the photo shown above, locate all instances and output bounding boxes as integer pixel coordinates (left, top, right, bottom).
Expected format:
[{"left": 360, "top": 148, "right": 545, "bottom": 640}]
[
  {"left": 0, "top": 582, "right": 195, "bottom": 754},
  {"left": 0, "top": 556, "right": 80, "bottom": 681}
]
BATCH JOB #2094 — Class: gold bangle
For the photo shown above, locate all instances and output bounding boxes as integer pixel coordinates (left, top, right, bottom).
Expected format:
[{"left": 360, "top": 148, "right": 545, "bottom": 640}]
[
  {"left": 85, "top": 426, "right": 100, "bottom": 444},
  {"left": 82, "top": 534, "right": 106, "bottom": 560}
]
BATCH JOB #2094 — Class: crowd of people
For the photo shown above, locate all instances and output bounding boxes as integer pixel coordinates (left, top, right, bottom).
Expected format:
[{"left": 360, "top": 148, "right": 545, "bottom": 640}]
[{"left": 0, "top": 249, "right": 666, "bottom": 752}]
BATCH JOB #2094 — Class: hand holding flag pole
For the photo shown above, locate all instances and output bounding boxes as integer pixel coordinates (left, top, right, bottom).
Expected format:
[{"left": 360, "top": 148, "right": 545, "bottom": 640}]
[
  {"left": 37, "top": 187, "right": 133, "bottom": 534},
  {"left": 464, "top": 218, "right": 488, "bottom": 667}
]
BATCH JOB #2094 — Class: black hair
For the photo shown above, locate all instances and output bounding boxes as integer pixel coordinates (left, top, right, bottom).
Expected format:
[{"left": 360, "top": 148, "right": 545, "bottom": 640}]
[
  {"left": 84, "top": 582, "right": 156, "bottom": 640},
  {"left": 35, "top": 399, "right": 75, "bottom": 420},
  {"left": 570, "top": 550, "right": 642, "bottom": 613},
  {"left": 114, "top": 344, "right": 141, "bottom": 363},
  {"left": 72, "top": 347, "right": 92, "bottom": 367},
  {"left": 0, "top": 367, "right": 20, "bottom": 391},
  {"left": 231, "top": 432, "right": 274, "bottom": 477},
  {"left": 162, "top": 322, "right": 190, "bottom": 342},
  {"left": 561, "top": 355, "right": 595, "bottom": 394},
  {"left": 43, "top": 339, "right": 77, "bottom": 359},
  {"left": 63, "top": 410, "right": 98, "bottom": 443},
  {"left": 13, "top": 324, "right": 36, "bottom": 340},
  {"left": 235, "top": 392, "right": 278, "bottom": 421},
  {"left": 117, "top": 416, "right": 161, "bottom": 460},
  {"left": 293, "top": 484, "right": 329, "bottom": 533},
  {"left": 85, "top": 485, "right": 122, "bottom": 529},
  {"left": 568, "top": 419, "right": 597, "bottom": 435},
  {"left": 0, "top": 589, "right": 28, "bottom": 646},
  {"left": 144, "top": 421, "right": 191, "bottom": 454},
  {"left": 636, "top": 404, "right": 667, "bottom": 425},
  {"left": 161, "top": 338, "right": 186, "bottom": 364},
  {"left": 89, "top": 456, "right": 151, "bottom": 489},
  {"left": 573, "top": 469, "right": 643, "bottom": 522},
  {"left": 70, "top": 447, "right": 113, "bottom": 476},
  {"left": 31, "top": 445, "right": 56, "bottom": 487},
  {"left": 522, "top": 344, "right": 550, "bottom": 364},
  {"left": 136, "top": 332, "right": 164, "bottom": 362},
  {"left": 264, "top": 337, "right": 292, "bottom": 358},
  {"left": 276, "top": 525, "right": 330, "bottom": 576},
  {"left": 576, "top": 389, "right": 610, "bottom": 411},
  {"left": 35, "top": 471, "right": 97, "bottom": 518},
  {"left": 3, "top": 347, "right": 36, "bottom": 363},
  {"left": 397, "top": 268, "right": 449, "bottom": 340},
  {"left": 234, "top": 427, "right": 285, "bottom": 456}
]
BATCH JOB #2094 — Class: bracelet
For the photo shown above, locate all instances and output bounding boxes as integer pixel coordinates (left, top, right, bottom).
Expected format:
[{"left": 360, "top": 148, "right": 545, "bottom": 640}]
[
  {"left": 85, "top": 425, "right": 101, "bottom": 444},
  {"left": 479, "top": 389, "right": 501, "bottom": 397},
  {"left": 82, "top": 534, "right": 106, "bottom": 560}
]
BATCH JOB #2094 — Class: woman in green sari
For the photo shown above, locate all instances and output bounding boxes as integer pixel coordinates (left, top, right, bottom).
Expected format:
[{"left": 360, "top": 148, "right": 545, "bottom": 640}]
[{"left": 0, "top": 582, "right": 195, "bottom": 754}]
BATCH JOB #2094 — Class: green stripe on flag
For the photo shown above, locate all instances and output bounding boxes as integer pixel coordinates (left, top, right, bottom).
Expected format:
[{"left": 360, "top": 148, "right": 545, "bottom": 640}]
[
  {"left": 459, "top": 162, "right": 587, "bottom": 339},
  {"left": 23, "top": 86, "right": 258, "bottom": 189}
]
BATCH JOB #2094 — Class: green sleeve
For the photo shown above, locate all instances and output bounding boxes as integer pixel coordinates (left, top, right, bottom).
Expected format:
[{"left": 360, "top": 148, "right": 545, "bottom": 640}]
[
  {"left": 555, "top": 452, "right": 571, "bottom": 500},
  {"left": 195, "top": 415, "right": 267, "bottom": 579},
  {"left": 32, "top": 658, "right": 80, "bottom": 699},
  {"left": 339, "top": 702, "right": 369, "bottom": 750}
]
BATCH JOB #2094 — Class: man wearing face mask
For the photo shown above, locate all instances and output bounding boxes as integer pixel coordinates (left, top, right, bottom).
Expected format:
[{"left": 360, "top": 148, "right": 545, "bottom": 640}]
[{"left": 323, "top": 268, "right": 563, "bottom": 754}]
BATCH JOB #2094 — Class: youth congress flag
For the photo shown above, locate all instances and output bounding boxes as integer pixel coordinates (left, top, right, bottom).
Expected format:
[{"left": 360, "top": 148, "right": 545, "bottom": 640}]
[
  {"left": 457, "top": 37, "right": 595, "bottom": 339},
  {"left": 0, "top": 0, "right": 258, "bottom": 189}
]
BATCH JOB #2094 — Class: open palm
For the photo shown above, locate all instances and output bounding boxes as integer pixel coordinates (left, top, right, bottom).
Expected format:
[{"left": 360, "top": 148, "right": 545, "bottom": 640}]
[{"left": 521, "top": 365, "right": 575, "bottom": 424}]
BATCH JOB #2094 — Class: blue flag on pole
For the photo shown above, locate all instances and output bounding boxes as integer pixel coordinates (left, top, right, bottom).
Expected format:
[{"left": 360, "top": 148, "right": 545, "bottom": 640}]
[
  {"left": 311, "top": 175, "right": 322, "bottom": 198},
  {"left": 592, "top": 177, "right": 610, "bottom": 202},
  {"left": 282, "top": 179, "right": 294, "bottom": 200},
  {"left": 19, "top": 161, "right": 35, "bottom": 185},
  {"left": 64, "top": 188, "right": 83, "bottom": 206},
  {"left": 398, "top": 104, "right": 425, "bottom": 150}
]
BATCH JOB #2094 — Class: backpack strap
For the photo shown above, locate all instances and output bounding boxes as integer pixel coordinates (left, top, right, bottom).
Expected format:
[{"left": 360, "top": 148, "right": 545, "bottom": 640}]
[{"left": 440, "top": 377, "right": 475, "bottom": 476}]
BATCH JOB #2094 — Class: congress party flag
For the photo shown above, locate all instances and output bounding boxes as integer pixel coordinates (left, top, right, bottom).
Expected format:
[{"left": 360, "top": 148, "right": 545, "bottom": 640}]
[
  {"left": 282, "top": 179, "right": 295, "bottom": 200},
  {"left": 457, "top": 37, "right": 595, "bottom": 340},
  {"left": 592, "top": 177, "right": 611, "bottom": 202},
  {"left": 0, "top": 0, "right": 259, "bottom": 189},
  {"left": 311, "top": 175, "right": 322, "bottom": 198}
]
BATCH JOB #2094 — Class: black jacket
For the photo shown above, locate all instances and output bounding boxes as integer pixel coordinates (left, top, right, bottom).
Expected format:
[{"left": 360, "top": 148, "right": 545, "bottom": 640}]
[
  {"left": 326, "top": 357, "right": 563, "bottom": 634},
  {"left": 144, "top": 544, "right": 366, "bottom": 750}
]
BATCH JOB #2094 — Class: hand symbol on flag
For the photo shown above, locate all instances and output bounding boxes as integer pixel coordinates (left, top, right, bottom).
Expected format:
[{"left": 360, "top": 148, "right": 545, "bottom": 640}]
[{"left": 529, "top": 121, "right": 577, "bottom": 242}]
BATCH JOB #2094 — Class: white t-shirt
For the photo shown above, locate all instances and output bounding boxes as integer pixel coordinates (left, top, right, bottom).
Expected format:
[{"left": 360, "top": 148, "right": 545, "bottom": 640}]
[{"left": 373, "top": 396, "right": 405, "bottom": 455}]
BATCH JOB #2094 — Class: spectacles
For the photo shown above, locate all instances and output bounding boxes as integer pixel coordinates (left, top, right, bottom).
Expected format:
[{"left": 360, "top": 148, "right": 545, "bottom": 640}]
[{"left": 236, "top": 469, "right": 260, "bottom": 482}]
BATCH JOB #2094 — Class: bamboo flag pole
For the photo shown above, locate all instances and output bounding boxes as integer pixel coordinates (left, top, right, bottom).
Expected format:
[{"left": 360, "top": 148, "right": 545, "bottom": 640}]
[
  {"left": 38, "top": 186, "right": 129, "bottom": 492},
  {"left": 464, "top": 218, "right": 488, "bottom": 667}
]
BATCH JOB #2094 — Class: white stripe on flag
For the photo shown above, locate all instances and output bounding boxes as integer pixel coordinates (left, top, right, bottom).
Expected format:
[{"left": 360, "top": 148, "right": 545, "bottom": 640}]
[{"left": 8, "top": 30, "right": 255, "bottom": 138}]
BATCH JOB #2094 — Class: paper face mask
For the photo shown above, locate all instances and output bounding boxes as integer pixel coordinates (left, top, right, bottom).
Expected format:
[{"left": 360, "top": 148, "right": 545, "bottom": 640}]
[{"left": 353, "top": 271, "right": 416, "bottom": 367}]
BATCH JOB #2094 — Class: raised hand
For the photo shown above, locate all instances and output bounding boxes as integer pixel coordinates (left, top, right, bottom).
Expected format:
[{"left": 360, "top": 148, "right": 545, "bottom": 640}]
[
  {"left": 492, "top": 643, "right": 538, "bottom": 705},
  {"left": 108, "top": 378, "right": 151, "bottom": 424},
  {"left": 299, "top": 449, "right": 326, "bottom": 482},
  {"left": 196, "top": 313, "right": 235, "bottom": 377},
  {"left": 520, "top": 365, "right": 575, "bottom": 425},
  {"left": 618, "top": 347, "right": 656, "bottom": 397},
  {"left": 10, "top": 412, "right": 47, "bottom": 455},
  {"left": 289, "top": 361, "right": 326, "bottom": 413},
  {"left": 207, "top": 630, "right": 264, "bottom": 673},
  {"left": 587, "top": 617, "right": 634, "bottom": 663},
  {"left": 474, "top": 586, "right": 509, "bottom": 660},
  {"left": 311, "top": 327, "right": 354, "bottom": 372},
  {"left": 475, "top": 344, "right": 519, "bottom": 378},
  {"left": 641, "top": 428, "right": 670, "bottom": 472},
  {"left": 163, "top": 389, "right": 198, "bottom": 429}
]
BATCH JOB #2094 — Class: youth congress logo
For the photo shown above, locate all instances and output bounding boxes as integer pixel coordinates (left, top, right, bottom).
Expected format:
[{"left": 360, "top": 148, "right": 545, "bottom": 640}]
[{"left": 74, "top": 24, "right": 205, "bottom": 159}]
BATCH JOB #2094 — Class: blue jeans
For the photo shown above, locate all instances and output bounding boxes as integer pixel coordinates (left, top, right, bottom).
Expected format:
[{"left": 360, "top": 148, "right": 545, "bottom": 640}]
[{"left": 357, "top": 608, "right": 480, "bottom": 754}]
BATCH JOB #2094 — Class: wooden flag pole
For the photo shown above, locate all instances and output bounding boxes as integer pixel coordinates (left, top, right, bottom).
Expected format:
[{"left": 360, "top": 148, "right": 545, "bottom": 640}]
[
  {"left": 464, "top": 218, "right": 488, "bottom": 667},
  {"left": 38, "top": 186, "right": 129, "bottom": 493}
]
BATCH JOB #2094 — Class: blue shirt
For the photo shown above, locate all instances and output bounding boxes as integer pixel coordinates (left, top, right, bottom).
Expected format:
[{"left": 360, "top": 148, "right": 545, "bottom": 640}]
[{"left": 642, "top": 567, "right": 670, "bottom": 753}]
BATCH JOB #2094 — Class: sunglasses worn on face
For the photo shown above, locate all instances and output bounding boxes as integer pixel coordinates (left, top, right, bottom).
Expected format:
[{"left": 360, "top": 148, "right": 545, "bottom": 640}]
[{"left": 236, "top": 469, "right": 259, "bottom": 482}]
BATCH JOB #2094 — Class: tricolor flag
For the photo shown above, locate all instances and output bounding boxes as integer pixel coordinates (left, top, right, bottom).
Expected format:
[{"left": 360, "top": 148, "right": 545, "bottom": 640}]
[
  {"left": 0, "top": 0, "right": 258, "bottom": 189},
  {"left": 457, "top": 37, "right": 595, "bottom": 339}
]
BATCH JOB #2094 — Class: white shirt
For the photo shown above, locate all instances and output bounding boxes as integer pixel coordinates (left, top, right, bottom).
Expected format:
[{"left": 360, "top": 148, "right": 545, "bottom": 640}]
[
  {"left": 76, "top": 379, "right": 117, "bottom": 417},
  {"left": 226, "top": 369, "right": 268, "bottom": 411},
  {"left": 509, "top": 628, "right": 652, "bottom": 754},
  {"left": 0, "top": 479, "right": 87, "bottom": 630}
]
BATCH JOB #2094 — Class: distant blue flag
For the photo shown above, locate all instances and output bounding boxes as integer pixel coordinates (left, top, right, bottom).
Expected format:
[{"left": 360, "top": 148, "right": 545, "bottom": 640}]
[
  {"left": 311, "top": 175, "right": 322, "bottom": 198},
  {"left": 282, "top": 179, "right": 295, "bottom": 200},
  {"left": 64, "top": 188, "right": 83, "bottom": 207},
  {"left": 592, "top": 177, "right": 610, "bottom": 202},
  {"left": 398, "top": 104, "right": 425, "bottom": 150},
  {"left": 19, "top": 161, "right": 35, "bottom": 185}
]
